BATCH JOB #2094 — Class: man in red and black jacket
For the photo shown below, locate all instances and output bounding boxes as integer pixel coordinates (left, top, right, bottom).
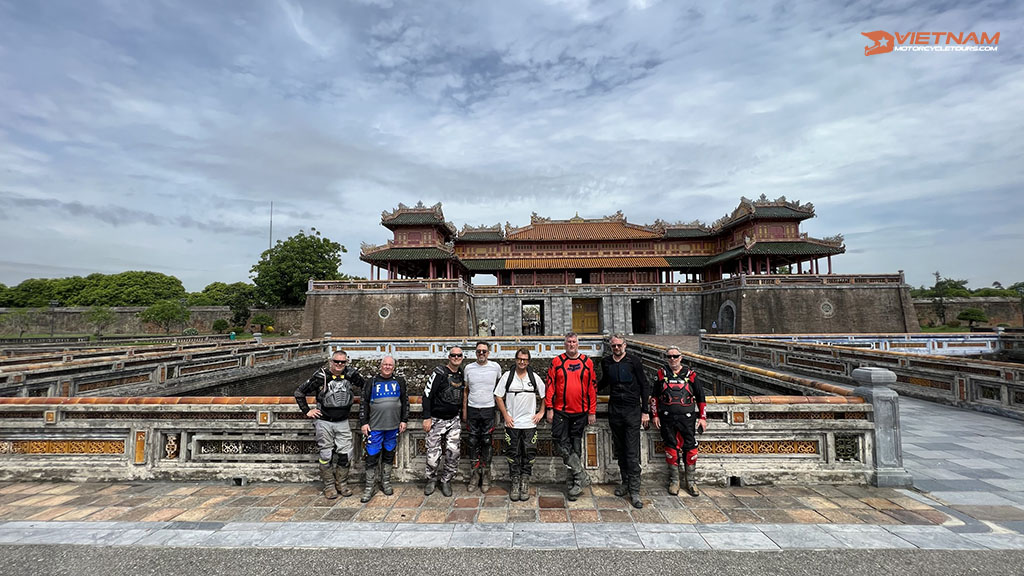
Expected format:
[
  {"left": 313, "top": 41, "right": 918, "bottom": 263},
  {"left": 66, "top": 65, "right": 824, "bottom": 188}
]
[
  {"left": 545, "top": 332, "right": 597, "bottom": 501},
  {"left": 651, "top": 345, "right": 707, "bottom": 497}
]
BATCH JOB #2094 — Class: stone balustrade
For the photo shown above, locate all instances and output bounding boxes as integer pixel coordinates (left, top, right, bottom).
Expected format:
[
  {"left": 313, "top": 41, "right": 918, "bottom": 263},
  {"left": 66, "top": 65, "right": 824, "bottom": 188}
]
[
  {"left": 702, "top": 334, "right": 1024, "bottom": 420},
  {"left": 0, "top": 394, "right": 878, "bottom": 487},
  {"left": 0, "top": 340, "right": 328, "bottom": 397}
]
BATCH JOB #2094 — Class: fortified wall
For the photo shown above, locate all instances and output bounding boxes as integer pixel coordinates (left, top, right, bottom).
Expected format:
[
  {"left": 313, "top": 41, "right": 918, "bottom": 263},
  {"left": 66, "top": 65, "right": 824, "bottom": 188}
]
[
  {"left": 303, "top": 274, "right": 919, "bottom": 338},
  {"left": 913, "top": 297, "right": 1023, "bottom": 328},
  {"left": 0, "top": 306, "right": 305, "bottom": 336}
]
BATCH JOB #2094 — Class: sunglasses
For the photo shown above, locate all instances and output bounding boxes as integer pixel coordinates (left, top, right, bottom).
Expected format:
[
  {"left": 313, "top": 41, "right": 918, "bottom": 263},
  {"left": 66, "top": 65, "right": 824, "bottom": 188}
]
[
  {"left": 666, "top": 354, "right": 681, "bottom": 359},
  {"left": 449, "top": 353, "right": 463, "bottom": 358},
  {"left": 475, "top": 350, "right": 488, "bottom": 354},
  {"left": 331, "top": 359, "right": 348, "bottom": 364}
]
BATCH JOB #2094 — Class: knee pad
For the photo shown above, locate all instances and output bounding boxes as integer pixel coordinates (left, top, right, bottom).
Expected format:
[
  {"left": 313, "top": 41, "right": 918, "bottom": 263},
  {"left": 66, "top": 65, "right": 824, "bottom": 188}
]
[
  {"left": 335, "top": 452, "right": 350, "bottom": 468},
  {"left": 382, "top": 448, "right": 396, "bottom": 465},
  {"left": 685, "top": 448, "right": 698, "bottom": 466},
  {"left": 664, "top": 447, "right": 679, "bottom": 467}
]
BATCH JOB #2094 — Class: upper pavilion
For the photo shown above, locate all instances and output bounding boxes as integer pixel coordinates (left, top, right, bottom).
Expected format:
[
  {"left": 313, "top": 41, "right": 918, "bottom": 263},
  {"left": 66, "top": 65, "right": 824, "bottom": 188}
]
[{"left": 359, "top": 195, "right": 845, "bottom": 285}]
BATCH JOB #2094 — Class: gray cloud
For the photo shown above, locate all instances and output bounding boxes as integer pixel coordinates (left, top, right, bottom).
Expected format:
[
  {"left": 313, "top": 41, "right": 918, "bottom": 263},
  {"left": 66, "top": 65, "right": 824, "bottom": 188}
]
[{"left": 0, "top": 0, "right": 1021, "bottom": 291}]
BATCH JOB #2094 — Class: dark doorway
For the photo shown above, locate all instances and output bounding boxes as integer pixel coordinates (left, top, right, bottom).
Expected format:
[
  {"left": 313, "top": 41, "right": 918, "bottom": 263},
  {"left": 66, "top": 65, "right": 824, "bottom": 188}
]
[
  {"left": 521, "top": 300, "right": 544, "bottom": 335},
  {"left": 630, "top": 299, "right": 654, "bottom": 334}
]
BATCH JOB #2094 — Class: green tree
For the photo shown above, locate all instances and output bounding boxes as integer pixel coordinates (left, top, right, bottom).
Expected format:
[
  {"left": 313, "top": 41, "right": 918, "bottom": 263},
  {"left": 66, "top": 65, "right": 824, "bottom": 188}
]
[
  {"left": 0, "top": 282, "right": 10, "bottom": 307},
  {"left": 212, "top": 319, "right": 230, "bottom": 333},
  {"left": 251, "top": 313, "right": 274, "bottom": 332},
  {"left": 85, "top": 306, "right": 117, "bottom": 336},
  {"left": 250, "top": 228, "right": 347, "bottom": 306},
  {"left": 956, "top": 308, "right": 988, "bottom": 328},
  {"left": 138, "top": 300, "right": 191, "bottom": 334}
]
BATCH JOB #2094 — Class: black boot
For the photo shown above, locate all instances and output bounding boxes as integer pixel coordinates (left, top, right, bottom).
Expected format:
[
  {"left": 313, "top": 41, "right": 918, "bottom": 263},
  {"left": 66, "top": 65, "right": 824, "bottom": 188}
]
[
  {"left": 381, "top": 462, "right": 394, "bottom": 496},
  {"left": 509, "top": 475, "right": 521, "bottom": 502},
  {"left": 628, "top": 474, "right": 643, "bottom": 509},
  {"left": 360, "top": 467, "right": 377, "bottom": 503},
  {"left": 684, "top": 464, "right": 699, "bottom": 497},
  {"left": 320, "top": 463, "right": 338, "bottom": 500},
  {"left": 519, "top": 475, "right": 531, "bottom": 501}
]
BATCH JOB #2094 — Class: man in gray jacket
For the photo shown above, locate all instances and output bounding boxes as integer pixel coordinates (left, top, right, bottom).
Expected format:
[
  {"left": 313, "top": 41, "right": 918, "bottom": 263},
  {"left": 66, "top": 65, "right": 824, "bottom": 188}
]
[
  {"left": 359, "top": 356, "right": 410, "bottom": 503},
  {"left": 295, "top": 350, "right": 364, "bottom": 499}
]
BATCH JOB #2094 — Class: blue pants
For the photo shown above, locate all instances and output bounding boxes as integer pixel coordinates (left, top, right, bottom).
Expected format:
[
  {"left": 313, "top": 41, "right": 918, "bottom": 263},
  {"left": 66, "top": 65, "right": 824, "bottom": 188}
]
[{"left": 365, "top": 428, "right": 398, "bottom": 467}]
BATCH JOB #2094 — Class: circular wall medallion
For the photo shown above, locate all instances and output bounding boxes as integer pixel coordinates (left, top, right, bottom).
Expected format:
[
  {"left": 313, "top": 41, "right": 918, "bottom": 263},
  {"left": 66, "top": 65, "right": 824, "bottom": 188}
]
[
  {"left": 820, "top": 300, "right": 835, "bottom": 318},
  {"left": 378, "top": 306, "right": 391, "bottom": 319}
]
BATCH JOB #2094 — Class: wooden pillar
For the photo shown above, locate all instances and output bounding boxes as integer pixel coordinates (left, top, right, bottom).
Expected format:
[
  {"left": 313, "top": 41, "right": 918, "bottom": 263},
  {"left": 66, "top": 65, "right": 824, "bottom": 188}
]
[
  {"left": 564, "top": 270, "right": 568, "bottom": 285},
  {"left": 827, "top": 255, "right": 833, "bottom": 274},
  {"left": 766, "top": 255, "right": 771, "bottom": 274},
  {"left": 797, "top": 260, "right": 802, "bottom": 274},
  {"left": 533, "top": 270, "right": 537, "bottom": 285},
  {"left": 747, "top": 256, "right": 753, "bottom": 274}
]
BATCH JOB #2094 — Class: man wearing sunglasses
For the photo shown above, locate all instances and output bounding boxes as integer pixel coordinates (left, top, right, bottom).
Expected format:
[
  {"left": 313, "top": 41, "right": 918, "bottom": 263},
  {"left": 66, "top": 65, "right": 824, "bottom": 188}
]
[
  {"left": 600, "top": 334, "right": 651, "bottom": 509},
  {"left": 294, "top": 350, "right": 365, "bottom": 500},
  {"left": 651, "top": 346, "right": 707, "bottom": 497},
  {"left": 422, "top": 346, "right": 466, "bottom": 497},
  {"left": 462, "top": 341, "right": 502, "bottom": 493}
]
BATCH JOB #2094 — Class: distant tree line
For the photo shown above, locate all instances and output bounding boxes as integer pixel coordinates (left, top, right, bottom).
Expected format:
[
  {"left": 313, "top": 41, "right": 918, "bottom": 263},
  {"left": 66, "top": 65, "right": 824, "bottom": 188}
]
[
  {"left": 0, "top": 229, "right": 361, "bottom": 336},
  {"left": 913, "top": 272, "right": 1024, "bottom": 328}
]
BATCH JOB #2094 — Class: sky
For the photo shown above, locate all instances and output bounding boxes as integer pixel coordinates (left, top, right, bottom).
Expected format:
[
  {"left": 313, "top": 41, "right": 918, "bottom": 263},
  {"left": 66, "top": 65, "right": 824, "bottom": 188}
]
[{"left": 0, "top": 0, "right": 1021, "bottom": 292}]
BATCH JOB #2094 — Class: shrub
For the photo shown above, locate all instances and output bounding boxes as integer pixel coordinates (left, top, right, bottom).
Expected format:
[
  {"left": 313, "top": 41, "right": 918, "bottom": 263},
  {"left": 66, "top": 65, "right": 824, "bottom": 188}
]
[
  {"left": 946, "top": 320, "right": 961, "bottom": 328},
  {"left": 212, "top": 319, "right": 230, "bottom": 333},
  {"left": 182, "top": 327, "right": 199, "bottom": 336}
]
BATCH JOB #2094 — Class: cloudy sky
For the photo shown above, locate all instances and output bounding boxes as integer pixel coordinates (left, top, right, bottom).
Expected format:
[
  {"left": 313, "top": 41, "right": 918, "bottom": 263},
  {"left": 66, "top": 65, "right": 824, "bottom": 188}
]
[{"left": 1, "top": 0, "right": 1021, "bottom": 292}]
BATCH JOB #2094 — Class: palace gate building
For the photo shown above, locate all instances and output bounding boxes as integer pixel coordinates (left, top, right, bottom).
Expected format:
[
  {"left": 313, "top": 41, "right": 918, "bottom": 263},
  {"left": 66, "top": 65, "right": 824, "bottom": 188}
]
[{"left": 301, "top": 196, "right": 918, "bottom": 337}]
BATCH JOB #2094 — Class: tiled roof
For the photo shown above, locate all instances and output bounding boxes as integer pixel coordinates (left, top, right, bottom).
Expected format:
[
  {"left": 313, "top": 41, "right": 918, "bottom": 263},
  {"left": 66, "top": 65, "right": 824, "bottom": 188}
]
[
  {"left": 665, "top": 256, "right": 712, "bottom": 267},
  {"left": 751, "top": 206, "right": 814, "bottom": 219},
  {"left": 504, "top": 257, "right": 670, "bottom": 270},
  {"left": 664, "top": 228, "right": 712, "bottom": 238},
  {"left": 747, "top": 241, "right": 844, "bottom": 256},
  {"left": 704, "top": 242, "right": 843, "bottom": 266},
  {"left": 360, "top": 248, "right": 457, "bottom": 262},
  {"left": 383, "top": 213, "right": 447, "bottom": 227},
  {"left": 458, "top": 231, "right": 505, "bottom": 242},
  {"left": 704, "top": 246, "right": 746, "bottom": 266},
  {"left": 507, "top": 221, "right": 661, "bottom": 241},
  {"left": 462, "top": 259, "right": 506, "bottom": 271}
]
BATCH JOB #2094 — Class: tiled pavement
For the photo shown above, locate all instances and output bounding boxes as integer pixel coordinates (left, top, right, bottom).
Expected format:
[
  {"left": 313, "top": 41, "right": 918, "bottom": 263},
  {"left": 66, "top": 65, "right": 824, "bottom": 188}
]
[
  {"left": 1, "top": 478, "right": 1022, "bottom": 550},
  {"left": 3, "top": 369, "right": 1024, "bottom": 550}
]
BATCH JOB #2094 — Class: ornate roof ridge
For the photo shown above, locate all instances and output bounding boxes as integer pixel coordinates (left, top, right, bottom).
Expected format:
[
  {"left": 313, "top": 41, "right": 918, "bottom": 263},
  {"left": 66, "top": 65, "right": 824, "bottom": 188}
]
[
  {"left": 458, "top": 223, "right": 503, "bottom": 236},
  {"left": 711, "top": 194, "right": 816, "bottom": 230}
]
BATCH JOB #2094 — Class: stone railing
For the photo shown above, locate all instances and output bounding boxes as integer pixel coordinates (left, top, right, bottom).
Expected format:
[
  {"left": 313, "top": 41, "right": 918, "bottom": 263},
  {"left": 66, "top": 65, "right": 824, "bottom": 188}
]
[
  {"left": 307, "top": 274, "right": 904, "bottom": 298},
  {"left": 0, "top": 394, "right": 880, "bottom": 487},
  {"left": 741, "top": 333, "right": 1001, "bottom": 357},
  {"left": 0, "top": 340, "right": 328, "bottom": 398},
  {"left": 701, "top": 335, "right": 1024, "bottom": 420},
  {"left": 309, "top": 279, "right": 471, "bottom": 292},
  {"left": 470, "top": 283, "right": 703, "bottom": 296},
  {"left": 703, "top": 274, "right": 904, "bottom": 291}
]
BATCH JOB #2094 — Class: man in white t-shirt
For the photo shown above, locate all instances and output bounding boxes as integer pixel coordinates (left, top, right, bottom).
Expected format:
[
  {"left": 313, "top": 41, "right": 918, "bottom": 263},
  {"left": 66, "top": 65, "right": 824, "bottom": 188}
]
[
  {"left": 494, "top": 347, "right": 546, "bottom": 501},
  {"left": 462, "top": 341, "right": 503, "bottom": 492}
]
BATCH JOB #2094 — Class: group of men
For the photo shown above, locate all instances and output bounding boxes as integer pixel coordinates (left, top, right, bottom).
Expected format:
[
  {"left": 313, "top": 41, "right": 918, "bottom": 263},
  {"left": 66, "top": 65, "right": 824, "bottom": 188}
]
[{"left": 295, "top": 333, "right": 706, "bottom": 507}]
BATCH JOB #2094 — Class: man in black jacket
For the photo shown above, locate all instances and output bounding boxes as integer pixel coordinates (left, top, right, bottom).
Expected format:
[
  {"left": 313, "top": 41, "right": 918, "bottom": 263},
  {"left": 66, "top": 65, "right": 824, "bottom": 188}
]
[
  {"left": 358, "top": 356, "right": 409, "bottom": 503},
  {"left": 422, "top": 347, "right": 465, "bottom": 497},
  {"left": 295, "top": 350, "right": 365, "bottom": 500},
  {"left": 600, "top": 334, "right": 651, "bottom": 509}
]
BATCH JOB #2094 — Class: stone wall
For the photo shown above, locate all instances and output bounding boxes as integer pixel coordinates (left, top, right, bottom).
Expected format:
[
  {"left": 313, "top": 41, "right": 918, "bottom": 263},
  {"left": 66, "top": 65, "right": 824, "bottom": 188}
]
[
  {"left": 473, "top": 293, "right": 701, "bottom": 336},
  {"left": 913, "top": 297, "right": 1023, "bottom": 328},
  {"left": 704, "top": 285, "right": 919, "bottom": 334},
  {"left": 0, "top": 306, "right": 305, "bottom": 335},
  {"left": 301, "top": 290, "right": 475, "bottom": 338}
]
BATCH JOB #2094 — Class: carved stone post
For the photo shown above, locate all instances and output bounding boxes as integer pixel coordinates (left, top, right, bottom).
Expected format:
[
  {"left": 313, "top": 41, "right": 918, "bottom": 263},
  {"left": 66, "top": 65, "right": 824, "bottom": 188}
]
[{"left": 853, "top": 367, "right": 913, "bottom": 487}]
